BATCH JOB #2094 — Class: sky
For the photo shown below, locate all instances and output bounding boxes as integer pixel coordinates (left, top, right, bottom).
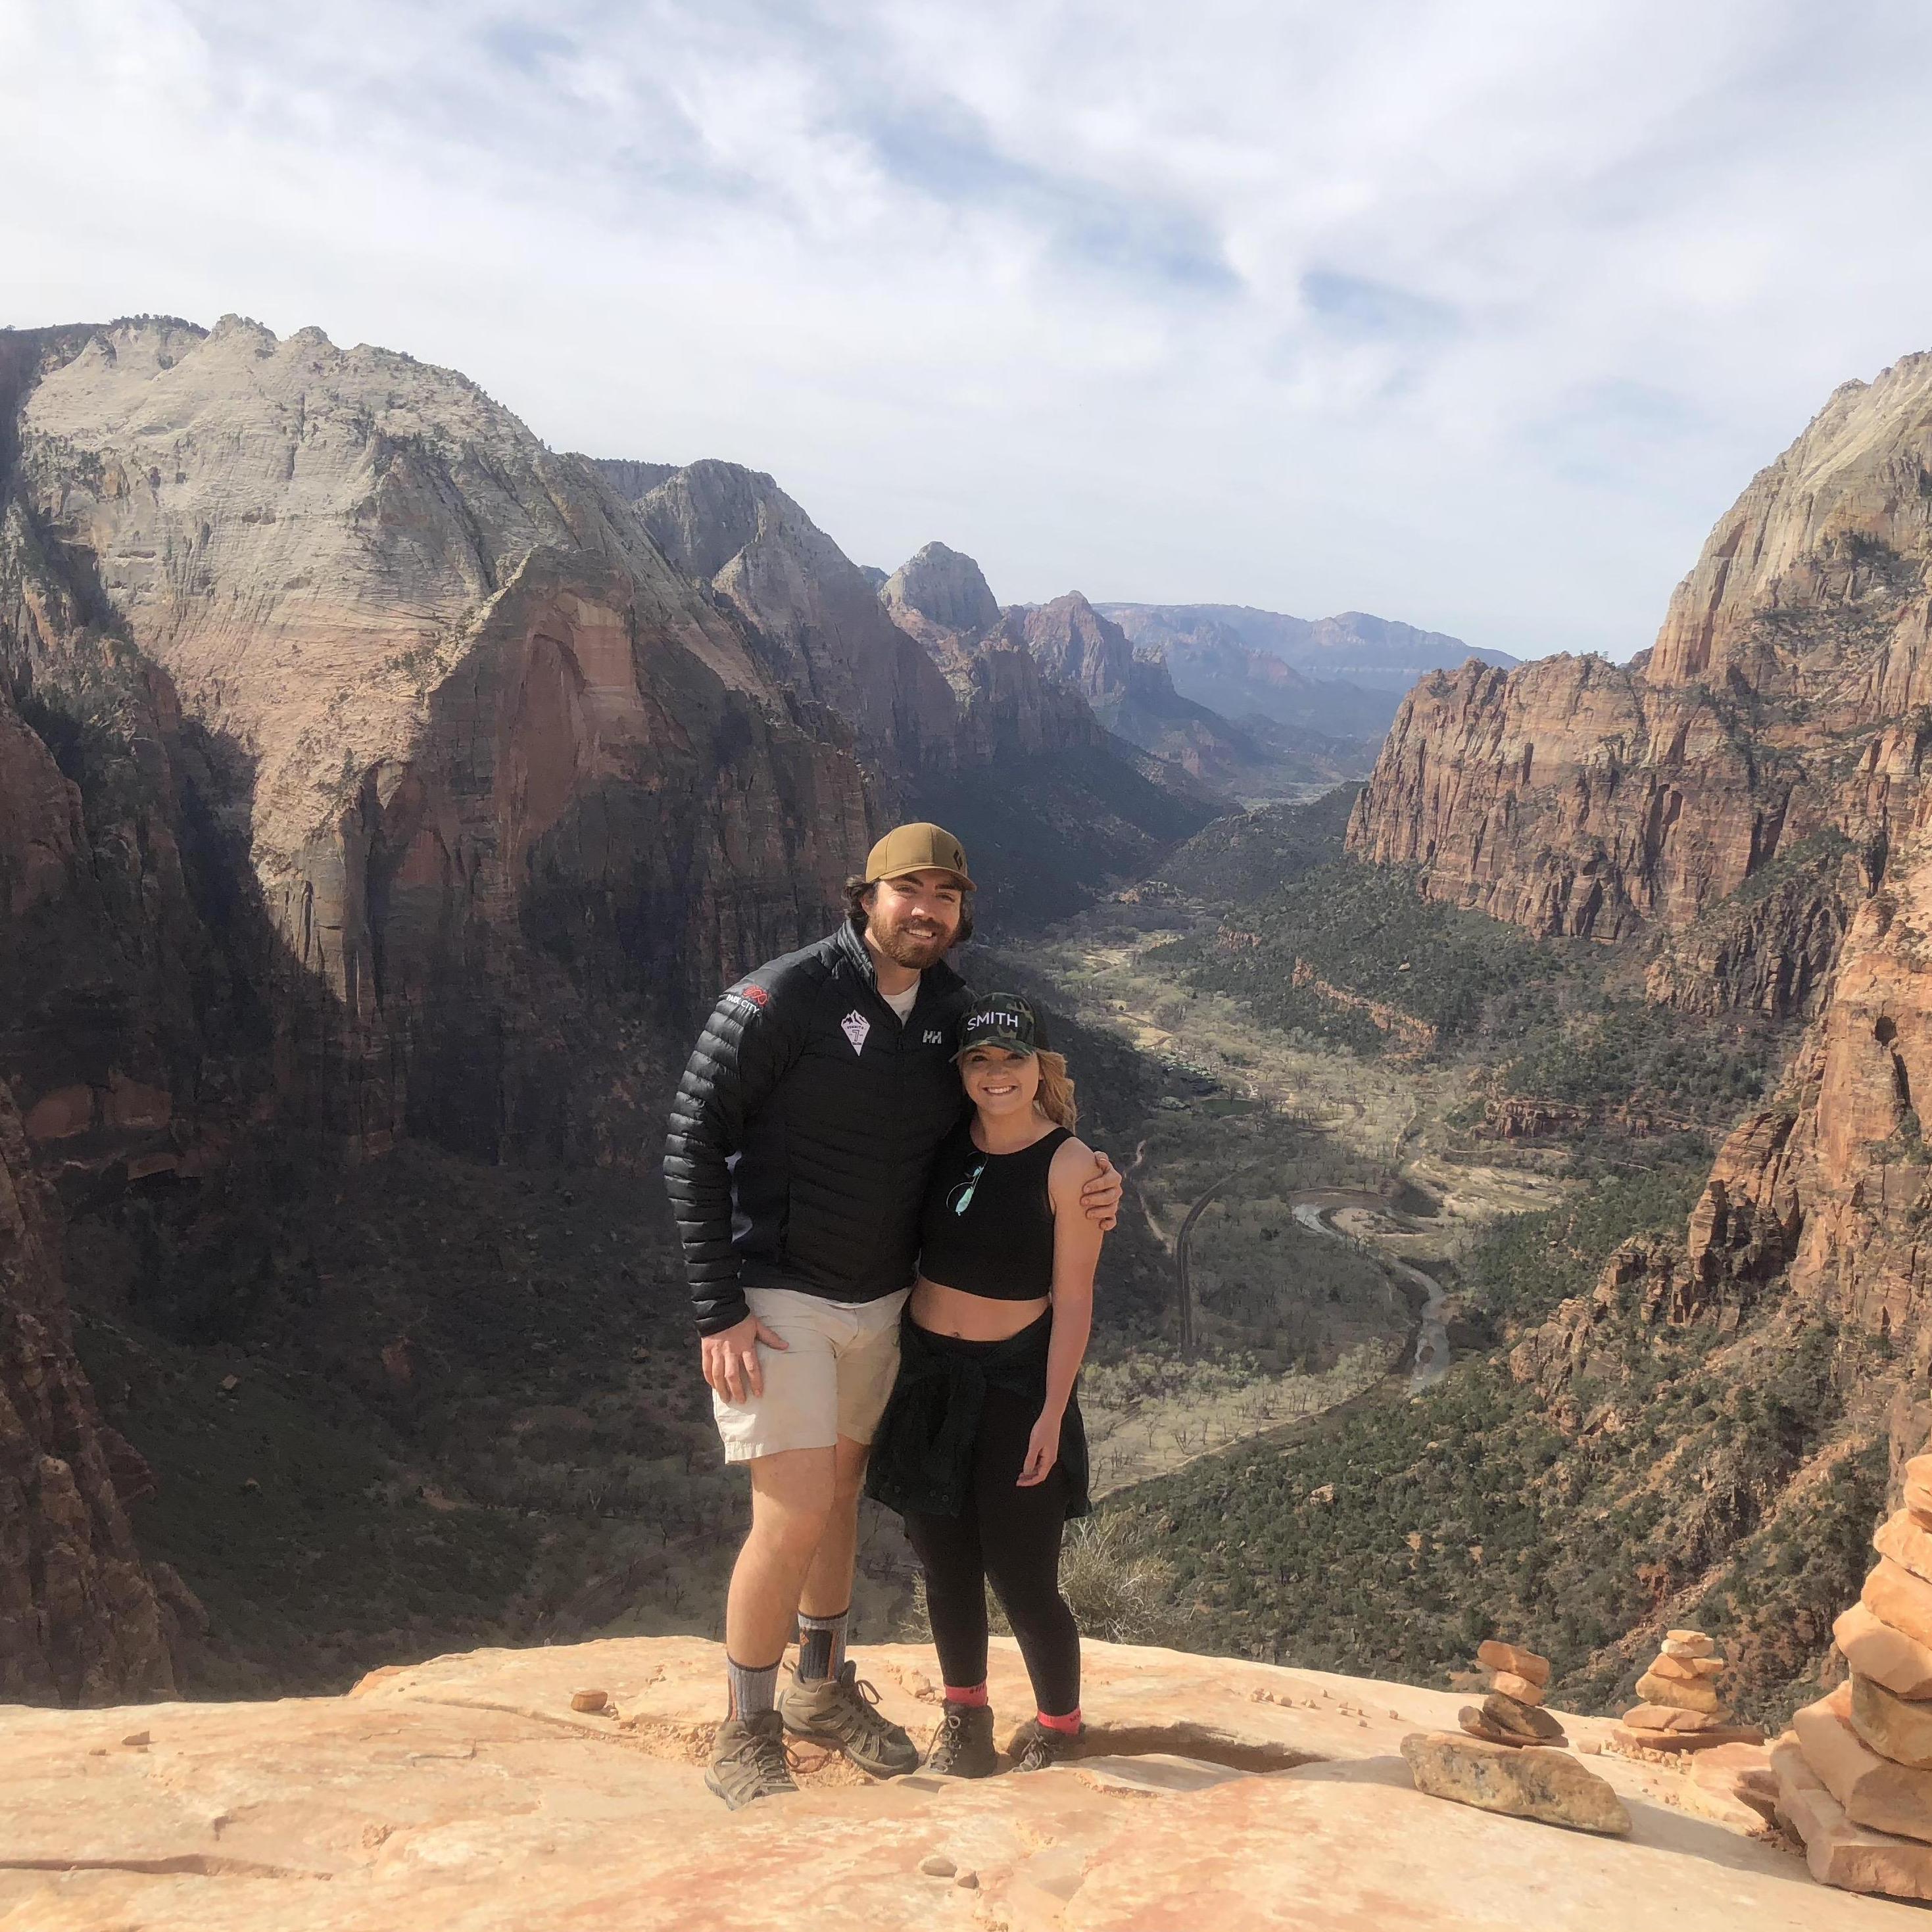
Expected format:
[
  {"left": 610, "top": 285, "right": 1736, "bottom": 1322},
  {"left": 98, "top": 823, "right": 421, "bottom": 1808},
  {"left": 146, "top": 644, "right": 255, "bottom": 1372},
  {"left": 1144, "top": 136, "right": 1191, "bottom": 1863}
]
[{"left": 7, "top": 1, "right": 1932, "bottom": 661}]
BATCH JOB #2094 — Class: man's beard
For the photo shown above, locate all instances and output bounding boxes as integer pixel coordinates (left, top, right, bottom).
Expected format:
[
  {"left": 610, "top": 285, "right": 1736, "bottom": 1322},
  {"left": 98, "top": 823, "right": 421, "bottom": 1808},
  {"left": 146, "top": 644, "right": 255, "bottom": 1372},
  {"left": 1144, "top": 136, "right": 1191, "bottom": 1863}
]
[{"left": 869, "top": 906, "right": 957, "bottom": 969}]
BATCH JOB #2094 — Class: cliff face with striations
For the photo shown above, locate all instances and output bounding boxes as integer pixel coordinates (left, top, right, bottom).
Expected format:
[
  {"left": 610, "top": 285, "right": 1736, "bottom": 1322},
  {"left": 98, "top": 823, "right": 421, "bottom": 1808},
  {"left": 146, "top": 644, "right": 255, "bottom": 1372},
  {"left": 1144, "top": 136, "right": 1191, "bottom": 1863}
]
[
  {"left": 635, "top": 460, "right": 963, "bottom": 785},
  {"left": 9, "top": 318, "right": 873, "bottom": 1162},
  {"left": 1687, "top": 816, "right": 1932, "bottom": 1355},
  {"left": 1350, "top": 350, "right": 1932, "bottom": 1381},
  {"left": 1350, "top": 352, "right": 1932, "bottom": 994}
]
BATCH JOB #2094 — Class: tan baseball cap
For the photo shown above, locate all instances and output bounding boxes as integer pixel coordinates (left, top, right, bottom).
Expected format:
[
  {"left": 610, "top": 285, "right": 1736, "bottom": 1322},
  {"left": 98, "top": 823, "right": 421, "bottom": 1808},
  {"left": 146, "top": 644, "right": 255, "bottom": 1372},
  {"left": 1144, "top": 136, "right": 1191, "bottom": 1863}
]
[{"left": 863, "top": 821, "right": 975, "bottom": 890}]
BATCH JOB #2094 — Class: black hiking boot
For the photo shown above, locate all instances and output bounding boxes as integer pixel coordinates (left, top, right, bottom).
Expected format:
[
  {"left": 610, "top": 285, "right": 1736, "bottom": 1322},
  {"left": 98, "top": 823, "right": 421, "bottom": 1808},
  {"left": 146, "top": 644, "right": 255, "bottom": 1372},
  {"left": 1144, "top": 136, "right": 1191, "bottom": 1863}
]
[
  {"left": 924, "top": 1703, "right": 998, "bottom": 1778},
  {"left": 1008, "top": 1717, "right": 1082, "bottom": 1772}
]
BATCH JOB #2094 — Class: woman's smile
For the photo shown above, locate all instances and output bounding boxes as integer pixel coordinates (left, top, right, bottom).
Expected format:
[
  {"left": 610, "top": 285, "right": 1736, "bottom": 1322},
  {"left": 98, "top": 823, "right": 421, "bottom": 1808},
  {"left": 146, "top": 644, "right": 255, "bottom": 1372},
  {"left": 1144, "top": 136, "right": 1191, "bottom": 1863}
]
[{"left": 961, "top": 1045, "right": 1039, "bottom": 1121}]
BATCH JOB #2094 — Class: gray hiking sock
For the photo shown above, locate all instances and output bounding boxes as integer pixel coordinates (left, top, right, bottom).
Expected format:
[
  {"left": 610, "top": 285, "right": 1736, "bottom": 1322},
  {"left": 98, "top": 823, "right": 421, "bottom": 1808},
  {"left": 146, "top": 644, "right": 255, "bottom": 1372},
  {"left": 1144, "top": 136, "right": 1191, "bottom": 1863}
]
[
  {"left": 796, "top": 1607, "right": 848, "bottom": 1682},
  {"left": 727, "top": 1655, "right": 781, "bottom": 1719}
]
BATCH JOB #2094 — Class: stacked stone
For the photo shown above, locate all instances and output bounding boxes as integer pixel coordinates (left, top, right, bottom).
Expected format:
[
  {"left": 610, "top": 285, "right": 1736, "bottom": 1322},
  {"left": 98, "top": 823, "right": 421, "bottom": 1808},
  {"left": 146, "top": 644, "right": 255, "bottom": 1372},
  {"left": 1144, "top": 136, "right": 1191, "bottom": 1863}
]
[
  {"left": 1612, "top": 1629, "right": 1763, "bottom": 1754},
  {"left": 1457, "top": 1639, "right": 1566, "bottom": 1749},
  {"left": 1775, "top": 1453, "right": 1932, "bottom": 1900}
]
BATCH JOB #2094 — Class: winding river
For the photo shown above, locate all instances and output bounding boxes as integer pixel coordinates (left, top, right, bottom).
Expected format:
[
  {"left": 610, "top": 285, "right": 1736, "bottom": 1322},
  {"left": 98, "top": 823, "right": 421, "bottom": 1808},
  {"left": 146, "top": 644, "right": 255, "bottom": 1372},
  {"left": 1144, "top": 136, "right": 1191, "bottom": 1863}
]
[{"left": 1286, "top": 1190, "right": 1451, "bottom": 1392}]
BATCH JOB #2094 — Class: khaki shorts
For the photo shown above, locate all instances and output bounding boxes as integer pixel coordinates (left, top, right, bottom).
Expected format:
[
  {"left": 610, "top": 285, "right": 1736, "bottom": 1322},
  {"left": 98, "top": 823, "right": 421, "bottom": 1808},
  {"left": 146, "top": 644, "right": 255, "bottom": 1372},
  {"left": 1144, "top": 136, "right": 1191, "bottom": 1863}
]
[{"left": 712, "top": 1286, "right": 909, "bottom": 1463}]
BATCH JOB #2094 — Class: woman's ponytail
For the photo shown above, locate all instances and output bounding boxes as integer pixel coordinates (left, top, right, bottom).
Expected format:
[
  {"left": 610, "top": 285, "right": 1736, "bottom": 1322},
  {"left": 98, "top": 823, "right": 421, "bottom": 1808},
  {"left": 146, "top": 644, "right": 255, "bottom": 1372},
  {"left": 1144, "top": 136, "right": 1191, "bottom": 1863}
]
[{"left": 1034, "top": 1050, "right": 1078, "bottom": 1130}]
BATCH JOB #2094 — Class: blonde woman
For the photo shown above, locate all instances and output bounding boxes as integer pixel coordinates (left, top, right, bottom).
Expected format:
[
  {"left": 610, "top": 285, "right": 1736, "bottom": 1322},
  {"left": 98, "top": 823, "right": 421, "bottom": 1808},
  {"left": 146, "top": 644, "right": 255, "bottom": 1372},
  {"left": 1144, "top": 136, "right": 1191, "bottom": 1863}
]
[{"left": 866, "top": 993, "right": 1102, "bottom": 1776}]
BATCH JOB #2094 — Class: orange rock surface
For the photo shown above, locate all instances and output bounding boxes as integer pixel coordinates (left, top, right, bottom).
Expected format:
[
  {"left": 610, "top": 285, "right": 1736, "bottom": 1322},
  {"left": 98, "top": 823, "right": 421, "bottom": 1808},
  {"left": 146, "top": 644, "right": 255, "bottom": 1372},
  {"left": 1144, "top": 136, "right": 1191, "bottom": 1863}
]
[{"left": 0, "top": 1635, "right": 1833, "bottom": 1932}]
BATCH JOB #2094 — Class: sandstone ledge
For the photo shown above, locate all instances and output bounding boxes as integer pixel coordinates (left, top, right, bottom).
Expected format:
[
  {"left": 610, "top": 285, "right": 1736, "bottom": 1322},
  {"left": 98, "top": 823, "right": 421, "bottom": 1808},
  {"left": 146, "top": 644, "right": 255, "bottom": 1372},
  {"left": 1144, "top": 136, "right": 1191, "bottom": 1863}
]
[{"left": 0, "top": 1636, "right": 1861, "bottom": 1931}]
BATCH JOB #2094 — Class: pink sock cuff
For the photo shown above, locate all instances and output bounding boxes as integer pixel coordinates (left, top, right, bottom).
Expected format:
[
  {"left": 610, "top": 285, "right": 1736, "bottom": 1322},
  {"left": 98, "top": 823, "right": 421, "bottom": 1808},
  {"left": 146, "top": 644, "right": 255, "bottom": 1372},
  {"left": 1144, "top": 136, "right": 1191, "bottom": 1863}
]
[
  {"left": 943, "top": 1683, "right": 990, "bottom": 1707},
  {"left": 1036, "top": 1707, "right": 1081, "bottom": 1733}
]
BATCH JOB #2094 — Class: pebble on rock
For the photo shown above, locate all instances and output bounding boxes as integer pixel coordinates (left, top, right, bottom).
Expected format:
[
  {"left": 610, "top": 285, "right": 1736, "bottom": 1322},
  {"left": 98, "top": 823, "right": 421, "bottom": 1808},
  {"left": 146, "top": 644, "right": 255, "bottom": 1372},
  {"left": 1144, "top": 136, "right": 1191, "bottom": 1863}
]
[
  {"left": 919, "top": 1854, "right": 956, "bottom": 1878},
  {"left": 569, "top": 1689, "right": 610, "bottom": 1714}
]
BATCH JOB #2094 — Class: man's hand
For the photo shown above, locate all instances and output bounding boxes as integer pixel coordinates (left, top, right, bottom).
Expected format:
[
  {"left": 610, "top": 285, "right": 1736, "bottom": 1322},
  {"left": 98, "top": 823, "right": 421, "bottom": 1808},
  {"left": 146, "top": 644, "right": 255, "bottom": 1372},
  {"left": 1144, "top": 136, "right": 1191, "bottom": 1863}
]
[
  {"left": 700, "top": 1312, "right": 788, "bottom": 1403},
  {"left": 1078, "top": 1149, "right": 1123, "bottom": 1232}
]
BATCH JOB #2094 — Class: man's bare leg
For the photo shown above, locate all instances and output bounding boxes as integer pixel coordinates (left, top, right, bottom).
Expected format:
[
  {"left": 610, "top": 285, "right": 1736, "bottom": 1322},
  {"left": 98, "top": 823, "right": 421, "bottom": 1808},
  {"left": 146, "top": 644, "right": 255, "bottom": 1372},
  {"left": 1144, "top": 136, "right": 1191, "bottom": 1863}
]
[
  {"left": 725, "top": 1445, "right": 834, "bottom": 1706},
  {"left": 795, "top": 1436, "right": 869, "bottom": 1681},
  {"left": 771, "top": 1432, "right": 917, "bottom": 1775}
]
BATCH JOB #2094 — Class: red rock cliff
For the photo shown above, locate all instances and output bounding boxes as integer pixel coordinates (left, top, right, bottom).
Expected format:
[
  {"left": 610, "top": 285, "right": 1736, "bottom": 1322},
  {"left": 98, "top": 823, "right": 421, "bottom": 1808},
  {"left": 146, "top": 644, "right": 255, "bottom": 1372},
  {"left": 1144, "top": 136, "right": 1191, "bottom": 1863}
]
[
  {"left": 0, "top": 1077, "right": 183, "bottom": 1703},
  {"left": 1349, "top": 348, "right": 1932, "bottom": 1369},
  {"left": 1349, "top": 352, "right": 1932, "bottom": 989}
]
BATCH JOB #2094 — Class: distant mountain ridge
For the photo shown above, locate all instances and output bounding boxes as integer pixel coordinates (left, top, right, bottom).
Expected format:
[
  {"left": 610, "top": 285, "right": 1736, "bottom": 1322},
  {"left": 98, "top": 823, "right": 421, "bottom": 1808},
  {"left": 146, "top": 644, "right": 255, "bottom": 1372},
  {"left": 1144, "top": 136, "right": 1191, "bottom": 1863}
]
[
  {"left": 879, "top": 546, "right": 1373, "bottom": 801},
  {"left": 1103, "top": 602, "right": 1515, "bottom": 689},
  {"left": 1101, "top": 601, "right": 1515, "bottom": 737}
]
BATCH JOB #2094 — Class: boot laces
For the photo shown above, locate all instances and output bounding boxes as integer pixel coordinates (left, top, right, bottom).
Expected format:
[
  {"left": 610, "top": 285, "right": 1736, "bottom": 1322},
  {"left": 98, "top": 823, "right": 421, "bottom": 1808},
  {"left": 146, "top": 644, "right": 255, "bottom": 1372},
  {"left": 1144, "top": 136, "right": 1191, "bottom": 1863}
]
[
  {"left": 732, "top": 1720, "right": 800, "bottom": 1785},
  {"left": 827, "top": 1669, "right": 892, "bottom": 1735}
]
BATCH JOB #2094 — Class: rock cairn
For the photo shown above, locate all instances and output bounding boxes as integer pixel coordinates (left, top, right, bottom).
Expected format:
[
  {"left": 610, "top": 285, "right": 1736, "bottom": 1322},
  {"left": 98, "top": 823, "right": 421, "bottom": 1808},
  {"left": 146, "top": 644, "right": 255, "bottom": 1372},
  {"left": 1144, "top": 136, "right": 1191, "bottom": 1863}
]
[
  {"left": 1457, "top": 1639, "right": 1566, "bottom": 1749},
  {"left": 1613, "top": 1630, "right": 1763, "bottom": 1754},
  {"left": 1775, "top": 1453, "right": 1932, "bottom": 1900},
  {"left": 1406, "top": 1637, "right": 1630, "bottom": 1836}
]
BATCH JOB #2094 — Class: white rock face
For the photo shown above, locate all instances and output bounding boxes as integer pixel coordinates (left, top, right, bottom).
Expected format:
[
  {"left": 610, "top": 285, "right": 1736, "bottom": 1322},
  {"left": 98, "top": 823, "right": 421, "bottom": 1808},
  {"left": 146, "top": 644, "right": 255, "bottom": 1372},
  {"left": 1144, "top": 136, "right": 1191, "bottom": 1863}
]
[{"left": 17, "top": 317, "right": 869, "bottom": 1155}]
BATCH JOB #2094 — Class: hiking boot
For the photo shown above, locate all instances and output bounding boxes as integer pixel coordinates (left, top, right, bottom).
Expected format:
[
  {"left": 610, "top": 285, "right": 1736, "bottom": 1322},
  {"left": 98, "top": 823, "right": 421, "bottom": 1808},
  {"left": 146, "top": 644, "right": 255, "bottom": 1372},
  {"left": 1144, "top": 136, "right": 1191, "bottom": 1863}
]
[
  {"left": 777, "top": 1660, "right": 919, "bottom": 1778},
  {"left": 704, "top": 1710, "right": 798, "bottom": 1810},
  {"left": 1009, "top": 1718, "right": 1082, "bottom": 1772},
  {"left": 923, "top": 1703, "right": 998, "bottom": 1779}
]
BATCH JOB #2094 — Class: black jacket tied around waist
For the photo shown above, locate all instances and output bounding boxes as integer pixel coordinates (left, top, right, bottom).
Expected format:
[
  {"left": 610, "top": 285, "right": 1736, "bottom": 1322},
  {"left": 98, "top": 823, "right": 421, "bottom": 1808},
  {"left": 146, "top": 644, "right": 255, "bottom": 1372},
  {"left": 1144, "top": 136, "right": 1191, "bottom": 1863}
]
[{"left": 865, "top": 1313, "right": 1090, "bottom": 1522}]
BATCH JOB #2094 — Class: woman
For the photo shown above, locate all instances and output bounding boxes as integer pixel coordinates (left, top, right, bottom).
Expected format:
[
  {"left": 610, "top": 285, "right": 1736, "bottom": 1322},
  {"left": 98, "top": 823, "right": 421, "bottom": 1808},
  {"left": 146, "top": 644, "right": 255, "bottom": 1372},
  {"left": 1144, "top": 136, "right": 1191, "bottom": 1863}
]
[{"left": 866, "top": 993, "right": 1103, "bottom": 1776}]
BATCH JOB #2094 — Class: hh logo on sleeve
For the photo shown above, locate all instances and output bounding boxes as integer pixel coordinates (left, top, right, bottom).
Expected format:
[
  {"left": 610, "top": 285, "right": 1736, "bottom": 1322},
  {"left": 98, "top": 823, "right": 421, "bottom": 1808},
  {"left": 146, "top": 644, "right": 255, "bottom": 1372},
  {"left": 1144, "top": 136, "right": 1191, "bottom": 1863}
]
[{"left": 840, "top": 1011, "right": 872, "bottom": 1055}]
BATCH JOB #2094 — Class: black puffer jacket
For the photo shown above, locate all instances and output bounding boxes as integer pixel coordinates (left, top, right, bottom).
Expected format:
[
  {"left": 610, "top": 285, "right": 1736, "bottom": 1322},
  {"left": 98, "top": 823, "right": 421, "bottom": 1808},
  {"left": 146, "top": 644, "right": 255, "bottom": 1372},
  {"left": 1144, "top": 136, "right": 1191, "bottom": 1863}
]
[{"left": 664, "top": 922, "right": 975, "bottom": 1336}]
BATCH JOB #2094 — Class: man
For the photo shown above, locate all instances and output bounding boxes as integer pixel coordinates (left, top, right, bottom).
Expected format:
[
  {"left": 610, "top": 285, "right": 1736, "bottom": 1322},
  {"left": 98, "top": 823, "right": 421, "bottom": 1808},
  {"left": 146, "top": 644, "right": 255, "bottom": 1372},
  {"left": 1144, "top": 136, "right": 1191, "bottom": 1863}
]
[{"left": 664, "top": 822, "right": 1121, "bottom": 1807}]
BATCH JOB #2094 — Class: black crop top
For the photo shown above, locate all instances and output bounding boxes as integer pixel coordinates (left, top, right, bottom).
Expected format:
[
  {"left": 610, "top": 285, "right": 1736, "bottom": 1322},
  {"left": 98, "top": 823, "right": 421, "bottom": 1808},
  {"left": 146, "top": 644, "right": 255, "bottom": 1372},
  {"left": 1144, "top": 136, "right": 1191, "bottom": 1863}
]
[{"left": 916, "top": 1121, "right": 1071, "bottom": 1300}]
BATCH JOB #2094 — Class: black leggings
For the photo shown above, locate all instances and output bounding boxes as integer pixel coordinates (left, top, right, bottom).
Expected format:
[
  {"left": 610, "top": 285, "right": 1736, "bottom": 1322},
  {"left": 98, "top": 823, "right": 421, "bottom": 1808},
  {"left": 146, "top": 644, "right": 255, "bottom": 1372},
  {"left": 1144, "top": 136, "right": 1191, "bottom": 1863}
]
[{"left": 902, "top": 1382, "right": 1080, "bottom": 1716}]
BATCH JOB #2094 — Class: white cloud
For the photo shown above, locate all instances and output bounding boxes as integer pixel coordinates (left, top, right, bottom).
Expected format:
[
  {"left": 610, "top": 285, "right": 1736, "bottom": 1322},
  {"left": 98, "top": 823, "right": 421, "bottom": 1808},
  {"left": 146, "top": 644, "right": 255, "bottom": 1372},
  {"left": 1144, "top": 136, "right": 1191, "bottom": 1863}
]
[{"left": 6, "top": 0, "right": 1932, "bottom": 656}]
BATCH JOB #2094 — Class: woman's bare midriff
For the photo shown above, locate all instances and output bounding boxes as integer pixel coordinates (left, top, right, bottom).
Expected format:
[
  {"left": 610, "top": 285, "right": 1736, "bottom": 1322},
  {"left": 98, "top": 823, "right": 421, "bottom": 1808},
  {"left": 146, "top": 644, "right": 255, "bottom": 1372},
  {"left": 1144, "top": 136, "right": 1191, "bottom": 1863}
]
[{"left": 910, "top": 1276, "right": 1050, "bottom": 1340}]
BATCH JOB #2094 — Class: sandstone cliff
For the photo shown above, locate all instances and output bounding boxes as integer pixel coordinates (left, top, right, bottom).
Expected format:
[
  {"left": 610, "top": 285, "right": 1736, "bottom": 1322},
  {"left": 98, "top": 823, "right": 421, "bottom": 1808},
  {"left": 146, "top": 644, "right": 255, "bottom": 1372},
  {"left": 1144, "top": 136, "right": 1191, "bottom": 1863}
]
[
  {"left": 1685, "top": 808, "right": 1932, "bottom": 1352},
  {"left": 1349, "top": 353, "right": 1932, "bottom": 993},
  {"left": 0, "top": 1077, "right": 185, "bottom": 1703},
  {"left": 881, "top": 539, "right": 1000, "bottom": 643},
  {"left": 1347, "top": 347, "right": 1932, "bottom": 1400},
  {"left": 635, "top": 460, "right": 962, "bottom": 783},
  {"left": 874, "top": 541, "right": 1103, "bottom": 763},
  {"left": 1005, "top": 592, "right": 1361, "bottom": 792},
  {"left": 1347, "top": 653, "right": 1813, "bottom": 944},
  {"left": 8, "top": 317, "right": 875, "bottom": 1161}
]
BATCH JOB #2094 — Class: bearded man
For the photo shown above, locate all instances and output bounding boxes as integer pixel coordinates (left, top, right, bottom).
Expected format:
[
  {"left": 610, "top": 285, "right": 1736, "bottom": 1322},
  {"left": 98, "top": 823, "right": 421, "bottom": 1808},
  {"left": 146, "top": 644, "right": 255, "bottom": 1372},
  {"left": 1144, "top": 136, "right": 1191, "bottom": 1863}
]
[{"left": 664, "top": 823, "right": 1121, "bottom": 1806}]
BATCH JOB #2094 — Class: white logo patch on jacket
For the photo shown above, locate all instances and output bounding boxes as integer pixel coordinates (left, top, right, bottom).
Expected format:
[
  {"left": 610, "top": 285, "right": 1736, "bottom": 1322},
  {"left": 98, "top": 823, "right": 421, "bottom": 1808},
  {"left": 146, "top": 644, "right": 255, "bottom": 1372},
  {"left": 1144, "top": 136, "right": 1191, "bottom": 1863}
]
[
  {"left": 923, "top": 1029, "right": 945, "bottom": 1045},
  {"left": 840, "top": 1011, "right": 872, "bottom": 1055}
]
